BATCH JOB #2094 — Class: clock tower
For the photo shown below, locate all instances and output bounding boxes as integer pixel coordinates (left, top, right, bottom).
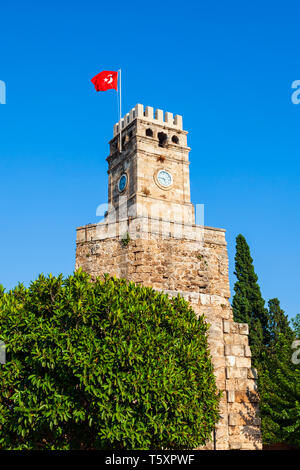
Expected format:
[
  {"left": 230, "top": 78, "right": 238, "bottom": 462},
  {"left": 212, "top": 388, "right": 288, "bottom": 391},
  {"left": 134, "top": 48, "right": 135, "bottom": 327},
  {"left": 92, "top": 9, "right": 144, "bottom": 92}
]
[
  {"left": 76, "top": 104, "right": 262, "bottom": 450},
  {"left": 106, "top": 104, "right": 195, "bottom": 226}
]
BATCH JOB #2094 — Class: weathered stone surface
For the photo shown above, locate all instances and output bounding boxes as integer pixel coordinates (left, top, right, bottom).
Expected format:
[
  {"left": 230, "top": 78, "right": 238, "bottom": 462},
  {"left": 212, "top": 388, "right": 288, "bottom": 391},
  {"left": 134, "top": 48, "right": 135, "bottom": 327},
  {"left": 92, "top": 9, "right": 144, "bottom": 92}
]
[
  {"left": 226, "top": 367, "right": 249, "bottom": 379},
  {"left": 228, "top": 413, "right": 239, "bottom": 426},
  {"left": 235, "top": 357, "right": 252, "bottom": 368},
  {"left": 75, "top": 104, "right": 262, "bottom": 450},
  {"left": 223, "top": 320, "right": 231, "bottom": 333},
  {"left": 239, "top": 323, "right": 249, "bottom": 335},
  {"left": 225, "top": 355, "right": 236, "bottom": 367},
  {"left": 224, "top": 344, "right": 245, "bottom": 357}
]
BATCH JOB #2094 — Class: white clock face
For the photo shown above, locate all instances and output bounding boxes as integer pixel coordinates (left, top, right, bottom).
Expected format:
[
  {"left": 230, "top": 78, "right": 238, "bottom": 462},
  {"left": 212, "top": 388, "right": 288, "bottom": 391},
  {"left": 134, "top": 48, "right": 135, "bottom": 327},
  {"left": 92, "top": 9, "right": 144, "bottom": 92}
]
[{"left": 157, "top": 170, "right": 172, "bottom": 188}]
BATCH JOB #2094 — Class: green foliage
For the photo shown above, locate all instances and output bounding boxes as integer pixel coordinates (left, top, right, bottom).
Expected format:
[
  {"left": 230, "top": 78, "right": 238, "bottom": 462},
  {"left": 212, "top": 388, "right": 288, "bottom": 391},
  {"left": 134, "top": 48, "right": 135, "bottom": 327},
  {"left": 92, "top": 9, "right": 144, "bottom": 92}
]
[
  {"left": 291, "top": 314, "right": 300, "bottom": 338},
  {"left": 0, "top": 270, "right": 220, "bottom": 450},
  {"left": 258, "top": 299, "right": 299, "bottom": 446},
  {"left": 267, "top": 298, "right": 294, "bottom": 346},
  {"left": 232, "top": 235, "right": 300, "bottom": 447},
  {"left": 232, "top": 234, "right": 269, "bottom": 364},
  {"left": 121, "top": 232, "right": 130, "bottom": 247},
  {"left": 258, "top": 332, "right": 300, "bottom": 447}
]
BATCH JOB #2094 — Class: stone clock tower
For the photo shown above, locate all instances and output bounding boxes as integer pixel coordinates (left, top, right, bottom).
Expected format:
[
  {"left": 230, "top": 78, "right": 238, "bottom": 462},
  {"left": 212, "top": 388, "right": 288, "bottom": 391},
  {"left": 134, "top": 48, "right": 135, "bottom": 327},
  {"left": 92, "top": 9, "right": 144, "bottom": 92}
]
[
  {"left": 107, "top": 103, "right": 194, "bottom": 226},
  {"left": 76, "top": 104, "right": 262, "bottom": 450}
]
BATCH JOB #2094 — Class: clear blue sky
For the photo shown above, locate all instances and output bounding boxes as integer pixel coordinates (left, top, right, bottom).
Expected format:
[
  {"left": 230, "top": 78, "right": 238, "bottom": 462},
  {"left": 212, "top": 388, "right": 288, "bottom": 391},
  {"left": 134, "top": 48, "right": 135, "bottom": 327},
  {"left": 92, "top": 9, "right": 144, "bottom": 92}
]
[{"left": 0, "top": 0, "right": 299, "bottom": 319}]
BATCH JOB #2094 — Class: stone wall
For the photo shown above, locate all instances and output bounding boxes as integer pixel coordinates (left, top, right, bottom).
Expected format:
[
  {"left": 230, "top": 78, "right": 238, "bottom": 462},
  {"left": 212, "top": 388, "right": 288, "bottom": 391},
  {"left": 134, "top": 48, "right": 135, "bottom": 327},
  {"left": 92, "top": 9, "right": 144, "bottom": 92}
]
[{"left": 75, "top": 219, "right": 262, "bottom": 450}]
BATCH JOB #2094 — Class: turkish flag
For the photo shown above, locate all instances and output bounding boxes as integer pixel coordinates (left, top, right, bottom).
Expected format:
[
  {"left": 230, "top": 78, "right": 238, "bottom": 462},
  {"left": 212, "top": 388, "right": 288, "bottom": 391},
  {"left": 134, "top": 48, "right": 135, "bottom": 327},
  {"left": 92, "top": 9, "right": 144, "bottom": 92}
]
[{"left": 91, "top": 70, "right": 118, "bottom": 92}]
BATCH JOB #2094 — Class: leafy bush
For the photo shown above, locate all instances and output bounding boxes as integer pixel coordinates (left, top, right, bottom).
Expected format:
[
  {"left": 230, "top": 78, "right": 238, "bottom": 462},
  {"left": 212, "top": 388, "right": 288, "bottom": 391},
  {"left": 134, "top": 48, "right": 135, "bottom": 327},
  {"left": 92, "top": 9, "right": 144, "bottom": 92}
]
[{"left": 0, "top": 270, "right": 220, "bottom": 449}]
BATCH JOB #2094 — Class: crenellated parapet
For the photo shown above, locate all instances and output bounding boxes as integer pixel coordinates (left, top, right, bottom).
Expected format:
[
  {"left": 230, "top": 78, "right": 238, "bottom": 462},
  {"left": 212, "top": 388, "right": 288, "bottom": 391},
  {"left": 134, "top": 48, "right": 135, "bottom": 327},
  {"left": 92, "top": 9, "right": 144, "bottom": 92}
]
[{"left": 113, "top": 103, "right": 183, "bottom": 136}]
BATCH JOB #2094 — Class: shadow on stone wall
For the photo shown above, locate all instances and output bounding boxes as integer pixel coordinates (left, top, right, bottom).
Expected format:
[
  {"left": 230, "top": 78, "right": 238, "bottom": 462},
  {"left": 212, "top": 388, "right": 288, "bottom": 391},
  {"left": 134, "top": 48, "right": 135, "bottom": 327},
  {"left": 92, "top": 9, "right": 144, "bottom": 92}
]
[{"left": 238, "top": 388, "right": 262, "bottom": 450}]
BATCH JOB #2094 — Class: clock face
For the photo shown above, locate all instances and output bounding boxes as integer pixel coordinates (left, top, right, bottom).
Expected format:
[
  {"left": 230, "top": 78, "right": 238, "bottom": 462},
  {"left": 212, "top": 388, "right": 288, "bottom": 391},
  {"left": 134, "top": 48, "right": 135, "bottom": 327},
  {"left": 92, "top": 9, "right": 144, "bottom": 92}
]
[
  {"left": 118, "top": 173, "right": 127, "bottom": 192},
  {"left": 157, "top": 170, "right": 172, "bottom": 188}
]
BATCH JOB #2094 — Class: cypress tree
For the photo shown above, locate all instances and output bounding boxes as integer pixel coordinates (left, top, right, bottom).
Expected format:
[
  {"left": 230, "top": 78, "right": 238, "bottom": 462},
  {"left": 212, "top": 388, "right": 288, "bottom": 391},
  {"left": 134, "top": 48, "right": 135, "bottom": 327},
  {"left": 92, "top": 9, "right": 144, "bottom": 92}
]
[
  {"left": 258, "top": 320, "right": 299, "bottom": 447},
  {"left": 267, "top": 298, "right": 294, "bottom": 346},
  {"left": 232, "top": 234, "right": 269, "bottom": 363},
  {"left": 291, "top": 313, "right": 300, "bottom": 338},
  {"left": 232, "top": 236, "right": 300, "bottom": 446}
]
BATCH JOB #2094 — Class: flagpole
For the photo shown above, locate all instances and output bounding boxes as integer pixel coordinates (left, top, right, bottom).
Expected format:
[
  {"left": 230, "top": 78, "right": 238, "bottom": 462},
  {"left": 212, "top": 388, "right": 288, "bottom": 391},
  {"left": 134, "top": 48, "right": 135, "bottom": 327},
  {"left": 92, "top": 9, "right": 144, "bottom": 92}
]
[{"left": 119, "top": 68, "right": 122, "bottom": 152}]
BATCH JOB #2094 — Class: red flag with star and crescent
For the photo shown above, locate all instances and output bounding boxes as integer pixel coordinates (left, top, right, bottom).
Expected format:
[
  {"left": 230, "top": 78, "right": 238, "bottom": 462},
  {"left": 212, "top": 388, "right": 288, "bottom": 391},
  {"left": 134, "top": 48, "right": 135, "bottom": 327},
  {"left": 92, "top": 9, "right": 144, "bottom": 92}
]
[{"left": 91, "top": 70, "right": 118, "bottom": 92}]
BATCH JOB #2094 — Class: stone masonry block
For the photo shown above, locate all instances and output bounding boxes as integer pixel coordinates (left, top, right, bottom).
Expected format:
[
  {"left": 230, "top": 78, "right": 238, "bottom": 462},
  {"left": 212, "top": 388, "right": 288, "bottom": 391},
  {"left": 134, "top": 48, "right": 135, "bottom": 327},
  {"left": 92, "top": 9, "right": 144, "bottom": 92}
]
[
  {"left": 223, "top": 320, "right": 231, "bottom": 333},
  {"left": 224, "top": 333, "right": 248, "bottom": 345},
  {"left": 235, "top": 357, "right": 251, "bottom": 368},
  {"left": 228, "top": 413, "right": 238, "bottom": 426},
  {"left": 174, "top": 114, "right": 183, "bottom": 129},
  {"left": 248, "top": 367, "right": 258, "bottom": 380},
  {"left": 226, "top": 367, "right": 248, "bottom": 379},
  {"left": 229, "top": 442, "right": 242, "bottom": 450},
  {"left": 144, "top": 106, "right": 154, "bottom": 119},
  {"left": 135, "top": 103, "right": 144, "bottom": 117},
  {"left": 155, "top": 108, "right": 164, "bottom": 122},
  {"left": 235, "top": 391, "right": 260, "bottom": 403},
  {"left": 228, "top": 425, "right": 243, "bottom": 436},
  {"left": 165, "top": 111, "right": 173, "bottom": 124},
  {"left": 212, "top": 357, "right": 226, "bottom": 368},
  {"left": 225, "top": 355, "right": 236, "bottom": 367},
  {"left": 224, "top": 344, "right": 244, "bottom": 357},
  {"left": 226, "top": 378, "right": 257, "bottom": 391},
  {"left": 239, "top": 323, "right": 249, "bottom": 335}
]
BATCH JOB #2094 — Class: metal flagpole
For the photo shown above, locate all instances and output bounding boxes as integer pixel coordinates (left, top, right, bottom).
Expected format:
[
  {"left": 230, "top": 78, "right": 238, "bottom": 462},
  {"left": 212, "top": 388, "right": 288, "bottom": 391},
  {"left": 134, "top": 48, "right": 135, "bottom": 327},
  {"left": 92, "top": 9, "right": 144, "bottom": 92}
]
[{"left": 119, "top": 68, "right": 122, "bottom": 152}]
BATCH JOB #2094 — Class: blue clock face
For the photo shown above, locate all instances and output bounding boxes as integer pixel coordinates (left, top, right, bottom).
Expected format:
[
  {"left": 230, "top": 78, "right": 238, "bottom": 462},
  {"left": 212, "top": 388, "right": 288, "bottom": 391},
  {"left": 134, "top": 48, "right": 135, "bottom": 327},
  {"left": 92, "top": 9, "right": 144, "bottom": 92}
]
[
  {"left": 118, "top": 174, "right": 127, "bottom": 192},
  {"left": 157, "top": 170, "right": 172, "bottom": 187}
]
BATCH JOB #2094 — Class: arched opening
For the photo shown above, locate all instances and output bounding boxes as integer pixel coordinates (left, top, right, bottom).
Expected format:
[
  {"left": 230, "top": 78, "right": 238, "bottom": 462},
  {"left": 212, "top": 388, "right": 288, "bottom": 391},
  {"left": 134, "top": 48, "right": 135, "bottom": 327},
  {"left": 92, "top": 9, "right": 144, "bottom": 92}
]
[
  {"left": 158, "top": 132, "right": 168, "bottom": 148},
  {"left": 172, "top": 135, "right": 179, "bottom": 144},
  {"left": 146, "top": 128, "right": 153, "bottom": 137}
]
